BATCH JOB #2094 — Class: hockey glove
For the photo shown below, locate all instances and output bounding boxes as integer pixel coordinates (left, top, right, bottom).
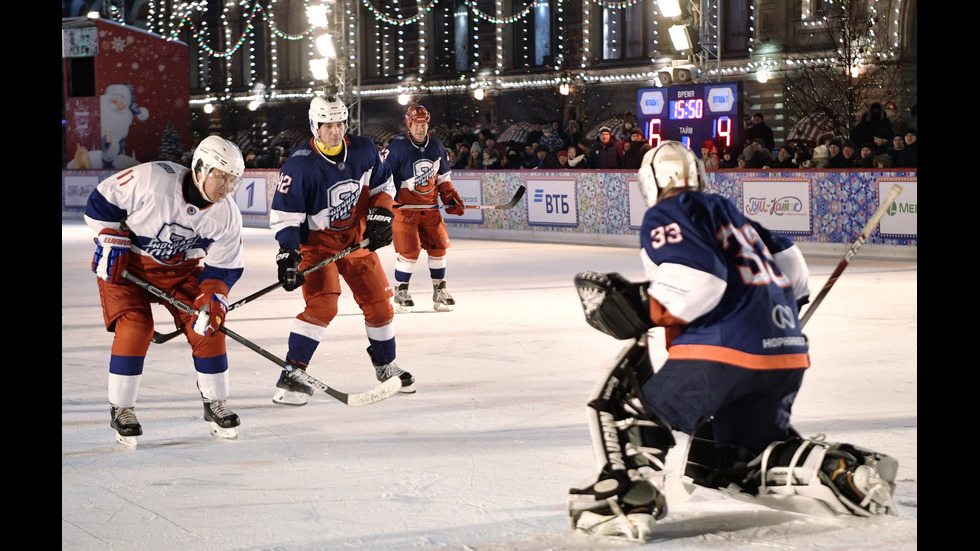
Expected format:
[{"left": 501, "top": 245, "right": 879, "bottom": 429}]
[
  {"left": 574, "top": 271, "right": 654, "bottom": 340},
  {"left": 440, "top": 189, "right": 466, "bottom": 216},
  {"left": 92, "top": 228, "right": 131, "bottom": 284},
  {"left": 192, "top": 291, "right": 229, "bottom": 337},
  {"left": 276, "top": 248, "right": 305, "bottom": 292},
  {"left": 363, "top": 207, "right": 394, "bottom": 251}
]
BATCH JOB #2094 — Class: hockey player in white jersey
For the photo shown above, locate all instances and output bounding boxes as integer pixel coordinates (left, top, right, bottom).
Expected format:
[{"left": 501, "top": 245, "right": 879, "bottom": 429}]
[
  {"left": 84, "top": 135, "right": 247, "bottom": 448},
  {"left": 381, "top": 105, "right": 465, "bottom": 312},
  {"left": 566, "top": 141, "right": 898, "bottom": 540}
]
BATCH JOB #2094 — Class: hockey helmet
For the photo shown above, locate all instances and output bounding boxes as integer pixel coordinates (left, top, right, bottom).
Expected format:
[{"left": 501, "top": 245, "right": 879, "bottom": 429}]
[
  {"left": 309, "top": 95, "right": 349, "bottom": 138},
  {"left": 637, "top": 140, "right": 706, "bottom": 207},
  {"left": 405, "top": 105, "right": 431, "bottom": 125},
  {"left": 191, "top": 135, "right": 245, "bottom": 202}
]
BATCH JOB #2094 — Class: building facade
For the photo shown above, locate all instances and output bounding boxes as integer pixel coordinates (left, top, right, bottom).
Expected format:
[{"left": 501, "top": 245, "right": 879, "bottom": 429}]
[{"left": 63, "top": 0, "right": 917, "bottom": 160}]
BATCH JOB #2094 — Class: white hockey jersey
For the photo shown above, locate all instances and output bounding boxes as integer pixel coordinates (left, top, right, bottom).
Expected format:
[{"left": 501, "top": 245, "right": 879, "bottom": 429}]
[{"left": 84, "top": 161, "right": 245, "bottom": 290}]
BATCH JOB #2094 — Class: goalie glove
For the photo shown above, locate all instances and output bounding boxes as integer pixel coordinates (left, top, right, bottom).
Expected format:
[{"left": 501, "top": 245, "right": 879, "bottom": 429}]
[
  {"left": 92, "top": 228, "right": 131, "bottom": 284},
  {"left": 574, "top": 271, "right": 654, "bottom": 340},
  {"left": 363, "top": 206, "right": 394, "bottom": 251}
]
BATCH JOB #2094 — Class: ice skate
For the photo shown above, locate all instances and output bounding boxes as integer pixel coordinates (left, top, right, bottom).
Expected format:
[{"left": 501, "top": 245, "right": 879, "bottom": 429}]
[
  {"left": 432, "top": 279, "right": 455, "bottom": 311},
  {"left": 272, "top": 361, "right": 314, "bottom": 406},
  {"left": 393, "top": 283, "right": 414, "bottom": 313},
  {"left": 110, "top": 405, "right": 142, "bottom": 449},
  {"left": 368, "top": 346, "right": 415, "bottom": 393},
  {"left": 203, "top": 399, "right": 240, "bottom": 440}
]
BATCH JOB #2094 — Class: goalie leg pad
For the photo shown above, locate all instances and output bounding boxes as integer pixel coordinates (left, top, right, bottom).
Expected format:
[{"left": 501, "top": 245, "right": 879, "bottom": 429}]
[
  {"left": 721, "top": 436, "right": 899, "bottom": 517},
  {"left": 575, "top": 271, "right": 654, "bottom": 340}
]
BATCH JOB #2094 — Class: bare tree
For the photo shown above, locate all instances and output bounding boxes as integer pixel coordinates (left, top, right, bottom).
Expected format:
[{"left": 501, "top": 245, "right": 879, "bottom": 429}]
[{"left": 782, "top": 0, "right": 916, "bottom": 139}]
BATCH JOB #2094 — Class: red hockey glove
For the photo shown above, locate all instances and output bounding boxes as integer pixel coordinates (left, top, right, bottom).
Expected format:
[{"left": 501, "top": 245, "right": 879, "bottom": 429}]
[
  {"left": 192, "top": 281, "right": 229, "bottom": 337},
  {"left": 92, "top": 228, "right": 131, "bottom": 284},
  {"left": 441, "top": 189, "right": 465, "bottom": 216}
]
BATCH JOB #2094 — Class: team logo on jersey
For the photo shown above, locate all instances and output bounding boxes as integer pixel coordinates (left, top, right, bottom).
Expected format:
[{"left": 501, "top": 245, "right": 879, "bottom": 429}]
[
  {"left": 327, "top": 180, "right": 362, "bottom": 230},
  {"left": 143, "top": 223, "right": 198, "bottom": 265},
  {"left": 411, "top": 159, "right": 436, "bottom": 193}
]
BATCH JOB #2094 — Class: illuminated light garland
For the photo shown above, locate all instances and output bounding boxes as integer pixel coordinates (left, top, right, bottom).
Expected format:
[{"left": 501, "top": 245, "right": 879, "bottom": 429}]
[{"left": 361, "top": 0, "right": 437, "bottom": 26}]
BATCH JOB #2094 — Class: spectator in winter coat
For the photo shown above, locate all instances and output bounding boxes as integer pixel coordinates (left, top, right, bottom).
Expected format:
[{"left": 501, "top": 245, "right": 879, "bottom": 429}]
[
  {"left": 769, "top": 144, "right": 797, "bottom": 169},
  {"left": 567, "top": 145, "right": 588, "bottom": 169},
  {"left": 857, "top": 143, "right": 875, "bottom": 168},
  {"left": 588, "top": 127, "right": 624, "bottom": 168},
  {"left": 557, "top": 150, "right": 570, "bottom": 168},
  {"left": 719, "top": 147, "right": 739, "bottom": 169},
  {"left": 623, "top": 127, "right": 652, "bottom": 169},
  {"left": 699, "top": 139, "right": 720, "bottom": 170},
  {"left": 830, "top": 140, "right": 858, "bottom": 168},
  {"left": 539, "top": 126, "right": 565, "bottom": 153},
  {"left": 743, "top": 112, "right": 775, "bottom": 151},
  {"left": 895, "top": 128, "right": 916, "bottom": 168},
  {"left": 849, "top": 102, "right": 887, "bottom": 147},
  {"left": 872, "top": 129, "right": 894, "bottom": 167},
  {"left": 533, "top": 145, "right": 560, "bottom": 169}
]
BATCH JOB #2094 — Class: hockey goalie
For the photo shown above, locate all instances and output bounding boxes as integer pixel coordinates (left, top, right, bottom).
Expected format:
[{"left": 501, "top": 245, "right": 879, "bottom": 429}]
[{"left": 566, "top": 141, "right": 898, "bottom": 541}]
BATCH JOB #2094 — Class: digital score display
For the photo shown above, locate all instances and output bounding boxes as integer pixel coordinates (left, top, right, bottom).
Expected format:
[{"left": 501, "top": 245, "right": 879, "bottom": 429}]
[{"left": 637, "top": 82, "right": 743, "bottom": 152}]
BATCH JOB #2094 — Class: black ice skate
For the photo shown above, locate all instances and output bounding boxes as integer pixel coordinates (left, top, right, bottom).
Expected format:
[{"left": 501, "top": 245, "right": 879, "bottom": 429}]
[
  {"left": 110, "top": 405, "right": 142, "bottom": 449},
  {"left": 272, "top": 360, "right": 315, "bottom": 406},
  {"left": 203, "top": 399, "right": 240, "bottom": 440}
]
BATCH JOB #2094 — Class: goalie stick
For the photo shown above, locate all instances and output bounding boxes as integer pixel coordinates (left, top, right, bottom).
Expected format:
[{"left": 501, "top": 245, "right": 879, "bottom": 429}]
[
  {"left": 151, "top": 239, "right": 369, "bottom": 344},
  {"left": 394, "top": 185, "right": 526, "bottom": 210},
  {"left": 122, "top": 270, "right": 401, "bottom": 407},
  {"left": 798, "top": 183, "right": 903, "bottom": 328}
]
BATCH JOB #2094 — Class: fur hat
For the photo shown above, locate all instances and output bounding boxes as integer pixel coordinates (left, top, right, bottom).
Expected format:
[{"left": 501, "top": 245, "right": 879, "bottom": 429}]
[{"left": 598, "top": 126, "right": 612, "bottom": 134}]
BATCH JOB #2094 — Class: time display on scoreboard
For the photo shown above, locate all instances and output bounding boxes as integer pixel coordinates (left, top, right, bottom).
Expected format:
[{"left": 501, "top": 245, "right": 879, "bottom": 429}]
[{"left": 637, "top": 82, "right": 743, "bottom": 152}]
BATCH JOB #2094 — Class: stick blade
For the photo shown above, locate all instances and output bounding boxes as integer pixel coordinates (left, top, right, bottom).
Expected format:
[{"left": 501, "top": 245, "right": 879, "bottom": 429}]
[{"left": 343, "top": 377, "right": 403, "bottom": 407}]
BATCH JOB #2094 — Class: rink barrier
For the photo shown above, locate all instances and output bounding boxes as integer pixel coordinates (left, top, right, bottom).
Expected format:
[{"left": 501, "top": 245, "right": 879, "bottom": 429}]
[{"left": 63, "top": 168, "right": 917, "bottom": 260}]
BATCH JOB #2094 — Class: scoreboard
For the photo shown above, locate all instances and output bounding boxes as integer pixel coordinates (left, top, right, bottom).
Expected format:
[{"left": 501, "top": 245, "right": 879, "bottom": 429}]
[{"left": 636, "top": 81, "right": 743, "bottom": 151}]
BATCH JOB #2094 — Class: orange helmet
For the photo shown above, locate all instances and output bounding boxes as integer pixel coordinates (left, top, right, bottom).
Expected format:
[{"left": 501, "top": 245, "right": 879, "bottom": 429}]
[{"left": 406, "top": 105, "right": 431, "bottom": 125}]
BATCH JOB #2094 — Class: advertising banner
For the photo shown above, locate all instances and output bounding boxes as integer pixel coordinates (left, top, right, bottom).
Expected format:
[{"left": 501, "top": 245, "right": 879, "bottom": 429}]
[
  {"left": 877, "top": 178, "right": 917, "bottom": 238},
  {"left": 741, "top": 179, "right": 812, "bottom": 234},
  {"left": 527, "top": 177, "right": 578, "bottom": 227},
  {"left": 441, "top": 177, "right": 484, "bottom": 224},
  {"left": 234, "top": 176, "right": 270, "bottom": 215}
]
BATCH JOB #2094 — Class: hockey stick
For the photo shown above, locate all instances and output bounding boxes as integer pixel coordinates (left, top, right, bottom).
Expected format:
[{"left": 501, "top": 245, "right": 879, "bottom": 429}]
[
  {"left": 394, "top": 185, "right": 526, "bottom": 210},
  {"left": 151, "top": 239, "right": 370, "bottom": 344},
  {"left": 798, "top": 183, "right": 903, "bottom": 328},
  {"left": 122, "top": 270, "right": 401, "bottom": 407}
]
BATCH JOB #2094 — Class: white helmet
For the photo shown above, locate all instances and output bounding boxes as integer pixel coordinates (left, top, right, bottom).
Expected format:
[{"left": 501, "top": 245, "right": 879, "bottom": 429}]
[
  {"left": 309, "top": 95, "right": 348, "bottom": 138},
  {"left": 191, "top": 135, "right": 245, "bottom": 202},
  {"left": 637, "top": 140, "right": 706, "bottom": 207}
]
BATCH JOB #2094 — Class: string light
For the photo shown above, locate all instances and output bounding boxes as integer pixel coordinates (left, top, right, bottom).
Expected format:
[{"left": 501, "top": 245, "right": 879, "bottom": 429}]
[{"left": 152, "top": 1, "right": 904, "bottom": 108}]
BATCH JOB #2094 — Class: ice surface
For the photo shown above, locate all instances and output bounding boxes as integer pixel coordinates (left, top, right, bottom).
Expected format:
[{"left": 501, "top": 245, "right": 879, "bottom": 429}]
[{"left": 62, "top": 221, "right": 916, "bottom": 550}]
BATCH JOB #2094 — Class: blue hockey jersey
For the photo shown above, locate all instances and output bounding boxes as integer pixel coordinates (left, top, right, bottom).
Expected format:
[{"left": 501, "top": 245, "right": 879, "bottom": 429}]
[
  {"left": 270, "top": 135, "right": 395, "bottom": 251},
  {"left": 640, "top": 191, "right": 811, "bottom": 370},
  {"left": 381, "top": 133, "right": 453, "bottom": 205}
]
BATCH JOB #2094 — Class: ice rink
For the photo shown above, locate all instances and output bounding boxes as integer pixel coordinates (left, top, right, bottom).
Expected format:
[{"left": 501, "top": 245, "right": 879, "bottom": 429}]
[{"left": 62, "top": 220, "right": 916, "bottom": 550}]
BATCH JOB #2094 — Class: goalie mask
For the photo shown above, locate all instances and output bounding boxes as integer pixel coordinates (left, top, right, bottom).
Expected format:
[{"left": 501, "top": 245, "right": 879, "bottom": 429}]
[
  {"left": 309, "top": 95, "right": 349, "bottom": 138},
  {"left": 637, "top": 141, "right": 706, "bottom": 207},
  {"left": 191, "top": 135, "right": 245, "bottom": 202}
]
